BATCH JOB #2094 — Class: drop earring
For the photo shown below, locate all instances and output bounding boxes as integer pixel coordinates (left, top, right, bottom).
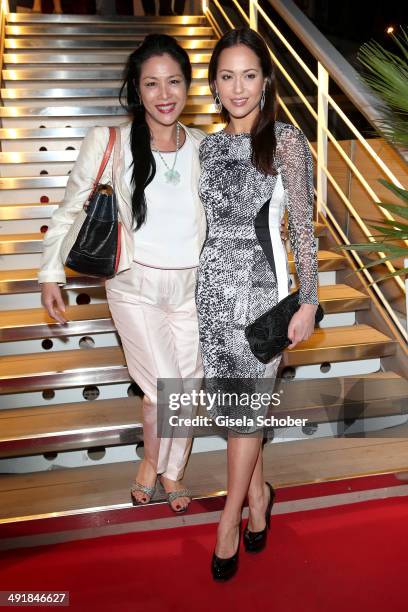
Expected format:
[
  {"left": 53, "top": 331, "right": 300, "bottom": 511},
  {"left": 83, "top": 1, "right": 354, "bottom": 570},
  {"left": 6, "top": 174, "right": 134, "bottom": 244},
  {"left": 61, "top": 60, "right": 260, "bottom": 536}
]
[
  {"left": 213, "top": 90, "right": 223, "bottom": 113},
  {"left": 260, "top": 89, "right": 266, "bottom": 111}
]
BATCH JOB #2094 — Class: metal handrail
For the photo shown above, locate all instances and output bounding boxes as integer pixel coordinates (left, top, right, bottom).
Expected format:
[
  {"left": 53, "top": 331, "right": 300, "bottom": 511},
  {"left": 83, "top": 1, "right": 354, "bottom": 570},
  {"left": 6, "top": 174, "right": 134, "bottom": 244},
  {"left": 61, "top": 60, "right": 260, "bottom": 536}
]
[
  {"left": 267, "top": 0, "right": 408, "bottom": 165},
  {"left": 205, "top": 0, "right": 407, "bottom": 342}
]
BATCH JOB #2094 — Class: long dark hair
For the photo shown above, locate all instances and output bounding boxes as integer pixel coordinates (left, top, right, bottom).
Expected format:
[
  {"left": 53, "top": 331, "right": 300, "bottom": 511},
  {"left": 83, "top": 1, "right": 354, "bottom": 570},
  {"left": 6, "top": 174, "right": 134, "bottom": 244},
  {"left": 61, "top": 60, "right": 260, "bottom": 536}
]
[
  {"left": 208, "top": 28, "right": 278, "bottom": 175},
  {"left": 119, "top": 34, "right": 192, "bottom": 229}
]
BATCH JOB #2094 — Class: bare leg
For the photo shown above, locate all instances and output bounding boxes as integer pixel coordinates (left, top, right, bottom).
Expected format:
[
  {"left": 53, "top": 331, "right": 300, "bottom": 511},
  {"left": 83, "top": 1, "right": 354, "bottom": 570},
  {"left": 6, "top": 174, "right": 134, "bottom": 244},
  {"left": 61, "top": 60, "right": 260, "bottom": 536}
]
[
  {"left": 247, "top": 445, "right": 271, "bottom": 531},
  {"left": 132, "top": 396, "right": 160, "bottom": 504},
  {"left": 52, "top": 0, "right": 62, "bottom": 13},
  {"left": 215, "top": 434, "right": 263, "bottom": 558},
  {"left": 32, "top": 0, "right": 41, "bottom": 12}
]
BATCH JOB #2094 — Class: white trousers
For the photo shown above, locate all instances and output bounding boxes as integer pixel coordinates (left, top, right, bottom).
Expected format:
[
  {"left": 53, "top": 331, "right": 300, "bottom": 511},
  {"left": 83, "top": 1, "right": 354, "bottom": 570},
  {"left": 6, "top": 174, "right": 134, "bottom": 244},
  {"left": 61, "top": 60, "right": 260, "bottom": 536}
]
[{"left": 105, "top": 261, "right": 203, "bottom": 480}]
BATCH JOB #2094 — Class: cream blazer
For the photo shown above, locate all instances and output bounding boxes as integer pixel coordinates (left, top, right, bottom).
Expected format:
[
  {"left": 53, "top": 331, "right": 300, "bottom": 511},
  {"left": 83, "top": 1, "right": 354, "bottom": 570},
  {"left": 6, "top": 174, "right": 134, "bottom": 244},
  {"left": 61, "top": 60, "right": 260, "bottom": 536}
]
[{"left": 38, "top": 121, "right": 207, "bottom": 285}]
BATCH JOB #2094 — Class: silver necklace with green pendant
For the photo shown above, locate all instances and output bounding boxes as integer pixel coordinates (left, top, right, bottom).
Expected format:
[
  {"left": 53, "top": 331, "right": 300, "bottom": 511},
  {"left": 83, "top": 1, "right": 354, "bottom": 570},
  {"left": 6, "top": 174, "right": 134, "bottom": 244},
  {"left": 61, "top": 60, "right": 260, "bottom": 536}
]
[{"left": 152, "top": 122, "right": 181, "bottom": 186}]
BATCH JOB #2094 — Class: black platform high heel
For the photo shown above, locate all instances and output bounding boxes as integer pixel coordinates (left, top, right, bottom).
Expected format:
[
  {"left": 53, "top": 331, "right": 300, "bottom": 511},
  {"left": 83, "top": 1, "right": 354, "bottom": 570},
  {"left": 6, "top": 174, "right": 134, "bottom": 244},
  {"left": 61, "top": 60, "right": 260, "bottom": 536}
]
[
  {"left": 211, "top": 521, "right": 242, "bottom": 581},
  {"left": 243, "top": 482, "right": 275, "bottom": 553}
]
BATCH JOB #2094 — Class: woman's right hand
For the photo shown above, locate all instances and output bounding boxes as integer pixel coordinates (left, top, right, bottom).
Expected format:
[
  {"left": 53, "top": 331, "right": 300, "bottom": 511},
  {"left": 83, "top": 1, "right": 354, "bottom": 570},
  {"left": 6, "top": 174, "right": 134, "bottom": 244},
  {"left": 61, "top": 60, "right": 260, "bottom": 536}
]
[{"left": 41, "top": 282, "right": 67, "bottom": 324}]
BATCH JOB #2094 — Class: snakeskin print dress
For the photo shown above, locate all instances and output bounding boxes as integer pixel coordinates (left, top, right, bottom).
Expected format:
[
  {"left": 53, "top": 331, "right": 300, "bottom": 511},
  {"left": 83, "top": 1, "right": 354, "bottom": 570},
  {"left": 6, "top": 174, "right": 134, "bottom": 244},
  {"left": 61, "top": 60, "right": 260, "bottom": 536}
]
[{"left": 196, "top": 122, "right": 319, "bottom": 431}]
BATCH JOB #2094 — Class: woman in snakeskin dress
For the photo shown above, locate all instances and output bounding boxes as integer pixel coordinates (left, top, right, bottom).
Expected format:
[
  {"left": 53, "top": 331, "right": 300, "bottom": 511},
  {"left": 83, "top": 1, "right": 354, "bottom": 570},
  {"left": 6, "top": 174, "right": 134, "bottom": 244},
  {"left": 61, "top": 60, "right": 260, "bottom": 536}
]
[{"left": 196, "top": 28, "right": 319, "bottom": 580}]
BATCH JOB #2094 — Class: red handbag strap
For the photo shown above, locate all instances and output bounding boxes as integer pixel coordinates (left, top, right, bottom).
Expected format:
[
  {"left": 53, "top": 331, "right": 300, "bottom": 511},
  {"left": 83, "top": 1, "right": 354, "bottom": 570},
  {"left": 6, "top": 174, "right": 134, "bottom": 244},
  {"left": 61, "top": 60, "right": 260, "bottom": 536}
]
[{"left": 89, "top": 126, "right": 116, "bottom": 198}]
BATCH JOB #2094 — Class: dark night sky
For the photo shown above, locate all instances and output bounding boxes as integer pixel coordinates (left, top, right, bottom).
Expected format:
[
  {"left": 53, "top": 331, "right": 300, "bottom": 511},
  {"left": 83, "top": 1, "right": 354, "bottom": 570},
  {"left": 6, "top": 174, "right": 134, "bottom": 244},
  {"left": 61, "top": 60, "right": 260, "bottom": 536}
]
[{"left": 298, "top": 0, "right": 407, "bottom": 62}]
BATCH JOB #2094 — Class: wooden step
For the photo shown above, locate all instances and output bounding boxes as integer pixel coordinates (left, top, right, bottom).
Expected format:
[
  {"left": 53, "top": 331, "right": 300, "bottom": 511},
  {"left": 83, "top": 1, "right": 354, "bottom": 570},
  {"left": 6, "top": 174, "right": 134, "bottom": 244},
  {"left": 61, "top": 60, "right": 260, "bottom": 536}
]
[
  {"left": 355, "top": 422, "right": 408, "bottom": 438},
  {"left": 0, "top": 233, "right": 50, "bottom": 254},
  {"left": 0, "top": 324, "right": 395, "bottom": 394},
  {"left": 0, "top": 267, "right": 102, "bottom": 294},
  {"left": 314, "top": 284, "right": 370, "bottom": 313},
  {"left": 4, "top": 37, "right": 216, "bottom": 50},
  {"left": 0, "top": 151, "right": 78, "bottom": 163},
  {"left": 1, "top": 100, "right": 310, "bottom": 119},
  {"left": 282, "top": 324, "right": 396, "bottom": 367},
  {"left": 2, "top": 67, "right": 210, "bottom": 81},
  {"left": 0, "top": 127, "right": 88, "bottom": 140},
  {"left": 0, "top": 346, "right": 128, "bottom": 394},
  {"left": 0, "top": 202, "right": 327, "bottom": 235},
  {"left": 5, "top": 25, "right": 214, "bottom": 37},
  {"left": 0, "top": 303, "right": 114, "bottom": 341},
  {"left": 2, "top": 435, "right": 408, "bottom": 529},
  {"left": 0, "top": 396, "right": 142, "bottom": 458},
  {"left": 276, "top": 371, "right": 408, "bottom": 424},
  {"left": 0, "top": 103, "right": 219, "bottom": 119},
  {"left": 0, "top": 203, "right": 59, "bottom": 220},
  {"left": 0, "top": 285, "right": 368, "bottom": 343},
  {"left": 1, "top": 84, "right": 213, "bottom": 101},
  {"left": 0, "top": 227, "right": 344, "bottom": 262},
  {"left": 0, "top": 123, "right": 221, "bottom": 141},
  {"left": 6, "top": 14, "right": 208, "bottom": 25},
  {"left": 0, "top": 252, "right": 345, "bottom": 294},
  {"left": 0, "top": 372, "right": 406, "bottom": 459},
  {"left": 3, "top": 52, "right": 213, "bottom": 65},
  {"left": 0, "top": 176, "right": 68, "bottom": 190}
]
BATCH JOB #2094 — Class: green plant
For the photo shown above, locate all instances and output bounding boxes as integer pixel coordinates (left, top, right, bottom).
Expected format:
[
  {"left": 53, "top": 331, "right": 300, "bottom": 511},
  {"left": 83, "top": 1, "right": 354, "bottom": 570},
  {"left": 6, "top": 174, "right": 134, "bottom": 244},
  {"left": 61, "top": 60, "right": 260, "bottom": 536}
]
[
  {"left": 341, "top": 179, "right": 408, "bottom": 283},
  {"left": 358, "top": 28, "right": 408, "bottom": 148},
  {"left": 340, "top": 28, "right": 408, "bottom": 284}
]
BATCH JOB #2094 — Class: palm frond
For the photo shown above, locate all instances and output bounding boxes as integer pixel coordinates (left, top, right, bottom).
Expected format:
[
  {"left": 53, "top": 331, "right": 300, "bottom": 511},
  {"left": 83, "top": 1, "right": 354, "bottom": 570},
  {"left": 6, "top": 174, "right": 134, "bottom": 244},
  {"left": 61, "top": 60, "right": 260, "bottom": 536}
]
[
  {"left": 340, "top": 36, "right": 408, "bottom": 285},
  {"left": 369, "top": 219, "right": 408, "bottom": 232},
  {"left": 357, "top": 28, "right": 408, "bottom": 148},
  {"left": 341, "top": 242, "right": 407, "bottom": 256},
  {"left": 378, "top": 179, "right": 408, "bottom": 204}
]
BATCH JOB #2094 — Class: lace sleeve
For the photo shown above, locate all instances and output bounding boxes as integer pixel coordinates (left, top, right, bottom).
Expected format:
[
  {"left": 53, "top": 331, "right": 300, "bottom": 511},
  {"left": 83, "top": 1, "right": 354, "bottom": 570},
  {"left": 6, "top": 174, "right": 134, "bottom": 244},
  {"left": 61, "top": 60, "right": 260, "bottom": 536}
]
[{"left": 278, "top": 124, "right": 319, "bottom": 305}]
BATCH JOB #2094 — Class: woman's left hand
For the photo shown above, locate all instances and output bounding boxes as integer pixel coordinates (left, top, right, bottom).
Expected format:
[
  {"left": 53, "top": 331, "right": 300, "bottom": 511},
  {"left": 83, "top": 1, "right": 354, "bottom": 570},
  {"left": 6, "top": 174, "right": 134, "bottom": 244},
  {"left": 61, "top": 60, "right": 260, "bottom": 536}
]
[{"left": 287, "top": 304, "right": 318, "bottom": 349}]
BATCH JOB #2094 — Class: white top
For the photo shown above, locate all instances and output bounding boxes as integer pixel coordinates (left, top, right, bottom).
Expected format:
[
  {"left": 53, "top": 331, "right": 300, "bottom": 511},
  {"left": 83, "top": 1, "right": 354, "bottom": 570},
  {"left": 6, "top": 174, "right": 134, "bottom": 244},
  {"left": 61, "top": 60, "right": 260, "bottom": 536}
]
[{"left": 124, "top": 134, "right": 199, "bottom": 269}]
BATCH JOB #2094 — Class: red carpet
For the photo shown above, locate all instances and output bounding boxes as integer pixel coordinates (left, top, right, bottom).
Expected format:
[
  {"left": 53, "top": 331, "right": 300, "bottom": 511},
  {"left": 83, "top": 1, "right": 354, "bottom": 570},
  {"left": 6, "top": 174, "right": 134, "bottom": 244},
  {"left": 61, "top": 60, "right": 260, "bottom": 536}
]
[{"left": 1, "top": 496, "right": 407, "bottom": 612}]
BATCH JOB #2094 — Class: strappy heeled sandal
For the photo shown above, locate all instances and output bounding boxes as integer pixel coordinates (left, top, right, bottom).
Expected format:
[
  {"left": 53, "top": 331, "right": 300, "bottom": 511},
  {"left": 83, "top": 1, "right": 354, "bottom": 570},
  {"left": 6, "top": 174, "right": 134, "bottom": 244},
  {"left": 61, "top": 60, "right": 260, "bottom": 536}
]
[
  {"left": 165, "top": 488, "right": 193, "bottom": 513},
  {"left": 130, "top": 480, "right": 157, "bottom": 506},
  {"left": 158, "top": 476, "right": 193, "bottom": 513}
]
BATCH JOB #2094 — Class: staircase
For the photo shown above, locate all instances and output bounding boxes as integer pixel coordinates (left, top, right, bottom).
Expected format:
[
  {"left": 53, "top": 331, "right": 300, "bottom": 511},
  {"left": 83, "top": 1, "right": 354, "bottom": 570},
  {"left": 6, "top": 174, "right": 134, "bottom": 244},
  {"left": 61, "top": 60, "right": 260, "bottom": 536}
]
[{"left": 0, "top": 11, "right": 407, "bottom": 549}]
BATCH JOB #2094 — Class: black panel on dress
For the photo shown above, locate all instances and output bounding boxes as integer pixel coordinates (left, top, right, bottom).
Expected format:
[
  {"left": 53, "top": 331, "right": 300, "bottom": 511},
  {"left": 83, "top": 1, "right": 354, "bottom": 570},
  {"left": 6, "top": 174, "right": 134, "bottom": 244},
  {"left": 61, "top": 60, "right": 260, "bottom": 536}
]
[{"left": 254, "top": 199, "right": 277, "bottom": 280}]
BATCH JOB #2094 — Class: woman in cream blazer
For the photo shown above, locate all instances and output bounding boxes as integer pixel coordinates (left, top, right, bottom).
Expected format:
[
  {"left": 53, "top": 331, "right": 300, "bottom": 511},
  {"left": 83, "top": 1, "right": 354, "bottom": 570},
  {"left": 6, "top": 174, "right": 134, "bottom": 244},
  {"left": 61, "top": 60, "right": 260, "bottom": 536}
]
[
  {"left": 39, "top": 34, "right": 207, "bottom": 513},
  {"left": 38, "top": 120, "right": 207, "bottom": 287}
]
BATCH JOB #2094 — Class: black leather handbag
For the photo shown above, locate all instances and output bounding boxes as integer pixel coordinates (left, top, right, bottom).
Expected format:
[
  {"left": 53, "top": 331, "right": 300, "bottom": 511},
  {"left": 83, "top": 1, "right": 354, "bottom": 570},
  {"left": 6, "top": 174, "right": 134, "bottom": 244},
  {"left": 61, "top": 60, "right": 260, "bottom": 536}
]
[
  {"left": 245, "top": 289, "right": 324, "bottom": 364},
  {"left": 61, "top": 126, "right": 121, "bottom": 278}
]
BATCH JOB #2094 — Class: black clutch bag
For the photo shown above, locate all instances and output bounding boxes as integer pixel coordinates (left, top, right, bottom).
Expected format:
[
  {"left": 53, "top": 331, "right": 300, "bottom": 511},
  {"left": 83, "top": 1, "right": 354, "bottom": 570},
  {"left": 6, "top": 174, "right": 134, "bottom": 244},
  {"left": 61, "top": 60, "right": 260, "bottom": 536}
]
[
  {"left": 60, "top": 126, "right": 121, "bottom": 278},
  {"left": 244, "top": 289, "right": 324, "bottom": 364}
]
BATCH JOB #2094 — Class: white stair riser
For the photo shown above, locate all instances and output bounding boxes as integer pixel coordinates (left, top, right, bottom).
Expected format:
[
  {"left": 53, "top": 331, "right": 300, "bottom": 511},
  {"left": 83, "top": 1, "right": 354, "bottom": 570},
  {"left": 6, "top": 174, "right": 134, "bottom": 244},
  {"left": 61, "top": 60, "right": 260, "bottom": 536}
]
[
  {"left": 0, "top": 381, "right": 132, "bottom": 411},
  {"left": 1, "top": 117, "right": 129, "bottom": 128},
  {"left": 1, "top": 140, "right": 83, "bottom": 152},
  {"left": 0, "top": 115, "right": 214, "bottom": 128},
  {"left": 2, "top": 80, "right": 126, "bottom": 89},
  {"left": 0, "top": 254, "right": 42, "bottom": 269},
  {"left": 319, "top": 311, "right": 355, "bottom": 327},
  {"left": 0, "top": 164, "right": 72, "bottom": 176},
  {"left": 295, "top": 358, "right": 381, "bottom": 378},
  {"left": 1, "top": 331, "right": 120, "bottom": 355},
  {"left": 0, "top": 188, "right": 65, "bottom": 204},
  {"left": 0, "top": 287, "right": 108, "bottom": 310},
  {"left": 1, "top": 96, "right": 213, "bottom": 109},
  {"left": 1, "top": 412, "right": 406, "bottom": 474},
  {"left": 316, "top": 271, "right": 337, "bottom": 285},
  {"left": 0, "top": 219, "right": 50, "bottom": 232},
  {"left": 2, "top": 77, "right": 209, "bottom": 89}
]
